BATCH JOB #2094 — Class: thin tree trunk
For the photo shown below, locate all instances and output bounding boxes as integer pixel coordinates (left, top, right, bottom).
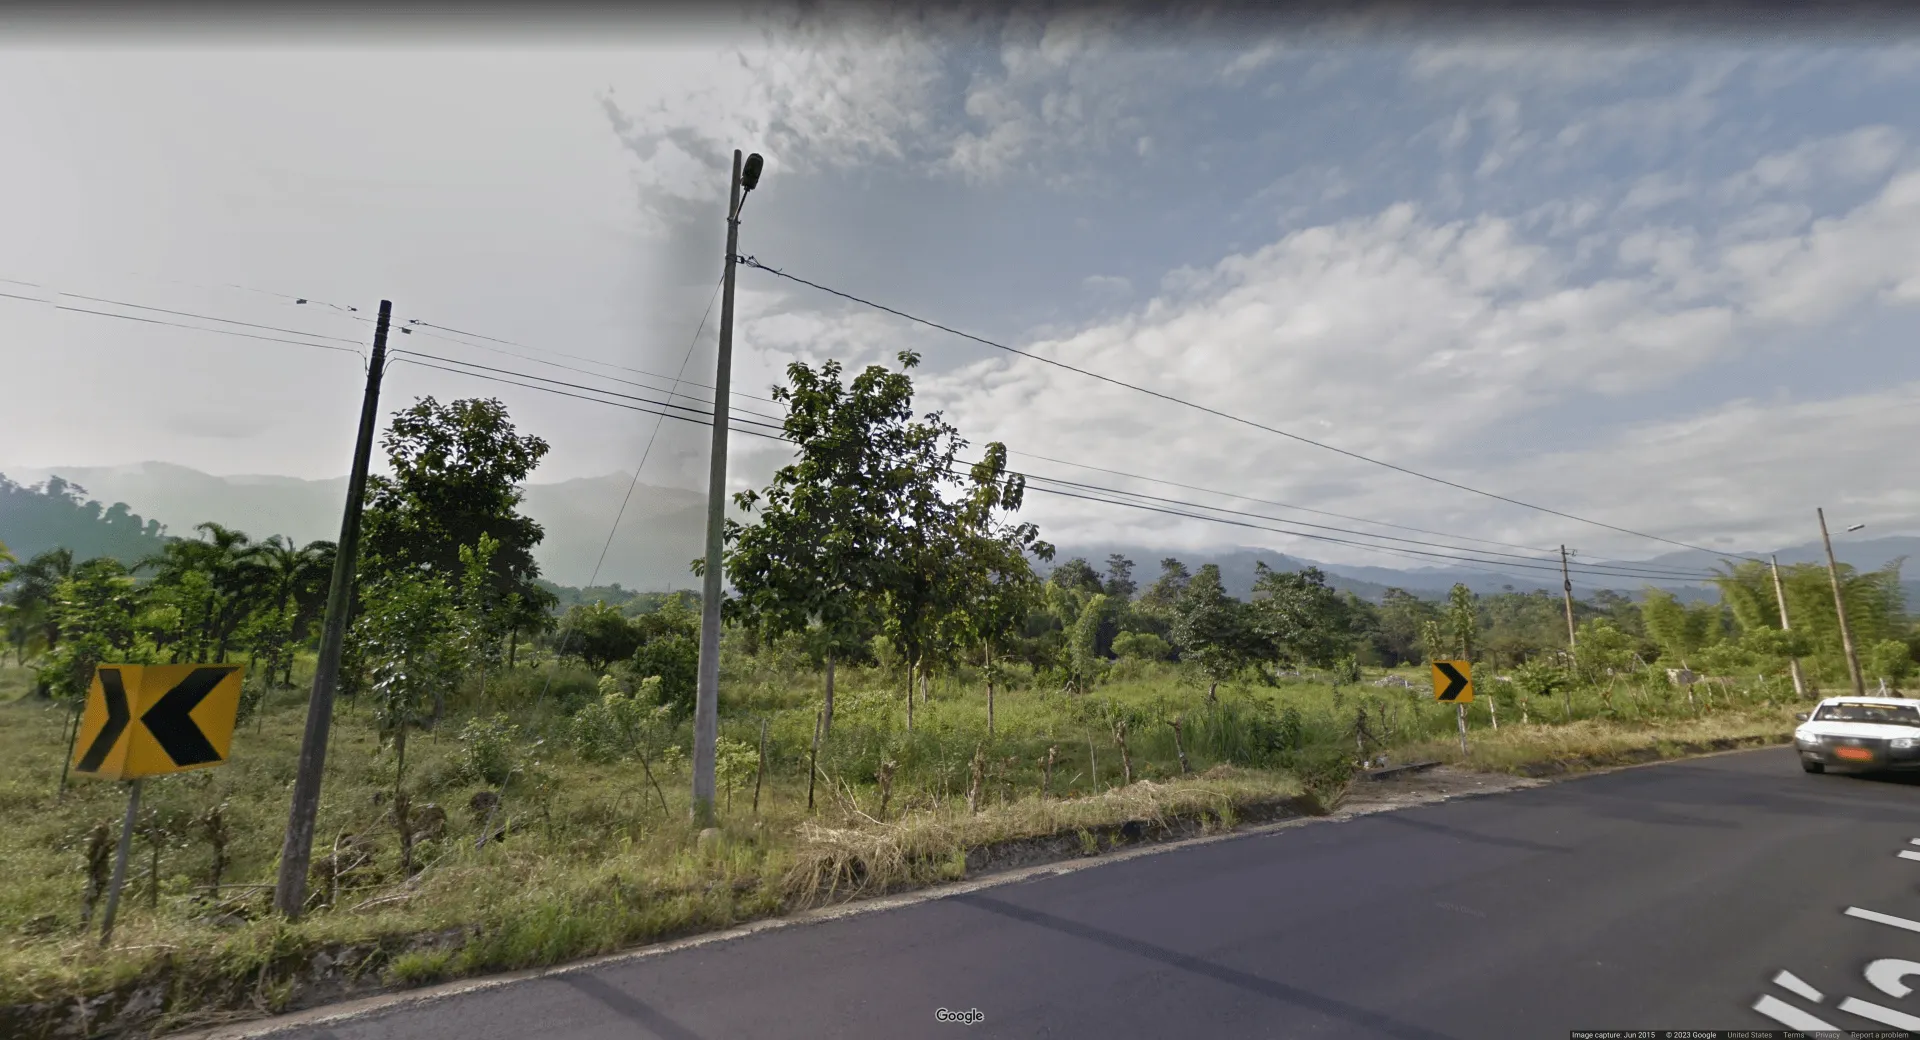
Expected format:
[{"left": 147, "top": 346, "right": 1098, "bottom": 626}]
[
  {"left": 508, "top": 629, "right": 518, "bottom": 669},
  {"left": 807, "top": 709, "right": 821, "bottom": 812},
  {"left": 1114, "top": 721, "right": 1132, "bottom": 786},
  {"left": 752, "top": 717, "right": 768, "bottom": 815},
  {"left": 906, "top": 656, "right": 915, "bottom": 731},
  {"left": 1042, "top": 745, "right": 1057, "bottom": 799},
  {"left": 985, "top": 643, "right": 995, "bottom": 737},
  {"left": 394, "top": 727, "right": 412, "bottom": 875},
  {"left": 1207, "top": 680, "right": 1219, "bottom": 704},
  {"left": 1172, "top": 718, "right": 1190, "bottom": 774},
  {"left": 822, "top": 649, "right": 836, "bottom": 740}
]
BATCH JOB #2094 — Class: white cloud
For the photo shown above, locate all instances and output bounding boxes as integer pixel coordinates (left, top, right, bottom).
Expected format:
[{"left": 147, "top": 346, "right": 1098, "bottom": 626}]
[{"left": 1718, "top": 125, "right": 1905, "bottom": 205}]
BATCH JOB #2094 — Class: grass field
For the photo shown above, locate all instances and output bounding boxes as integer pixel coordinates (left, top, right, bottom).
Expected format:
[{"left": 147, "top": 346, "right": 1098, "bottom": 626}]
[{"left": 0, "top": 654, "right": 1803, "bottom": 1036}]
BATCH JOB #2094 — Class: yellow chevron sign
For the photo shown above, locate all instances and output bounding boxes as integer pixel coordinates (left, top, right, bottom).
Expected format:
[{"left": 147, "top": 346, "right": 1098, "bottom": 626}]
[
  {"left": 1431, "top": 660, "right": 1473, "bottom": 703},
  {"left": 70, "top": 665, "right": 244, "bottom": 781}
]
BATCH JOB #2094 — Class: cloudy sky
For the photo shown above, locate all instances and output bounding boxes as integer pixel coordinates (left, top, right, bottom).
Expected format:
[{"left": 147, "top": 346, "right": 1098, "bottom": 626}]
[{"left": 5, "top": 4, "right": 1920, "bottom": 575}]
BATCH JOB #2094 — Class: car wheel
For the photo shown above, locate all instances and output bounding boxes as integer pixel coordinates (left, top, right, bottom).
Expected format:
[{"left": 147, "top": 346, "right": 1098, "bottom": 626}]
[{"left": 1802, "top": 759, "right": 1825, "bottom": 774}]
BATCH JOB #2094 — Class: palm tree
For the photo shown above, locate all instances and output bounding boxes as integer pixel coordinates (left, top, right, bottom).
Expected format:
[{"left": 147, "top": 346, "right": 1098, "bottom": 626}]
[
  {"left": 194, "top": 523, "right": 270, "bottom": 664},
  {"left": 248, "top": 536, "right": 337, "bottom": 686},
  {"left": 3, "top": 547, "right": 73, "bottom": 664}
]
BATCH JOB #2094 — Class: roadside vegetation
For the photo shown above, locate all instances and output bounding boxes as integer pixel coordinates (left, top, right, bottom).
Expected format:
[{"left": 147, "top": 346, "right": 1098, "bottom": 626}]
[{"left": 0, "top": 351, "right": 1913, "bottom": 1035}]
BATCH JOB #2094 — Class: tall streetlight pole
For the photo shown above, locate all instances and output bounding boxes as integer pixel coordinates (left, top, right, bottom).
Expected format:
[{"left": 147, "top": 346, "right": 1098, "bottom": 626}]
[
  {"left": 1817, "top": 508, "right": 1867, "bottom": 698},
  {"left": 692, "top": 149, "right": 763, "bottom": 827}
]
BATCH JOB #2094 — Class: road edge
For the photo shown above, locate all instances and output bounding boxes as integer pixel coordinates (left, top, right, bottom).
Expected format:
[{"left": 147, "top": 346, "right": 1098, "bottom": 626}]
[{"left": 165, "top": 743, "right": 1795, "bottom": 1039}]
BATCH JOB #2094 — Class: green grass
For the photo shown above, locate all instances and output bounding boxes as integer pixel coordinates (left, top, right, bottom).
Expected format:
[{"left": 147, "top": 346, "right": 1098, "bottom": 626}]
[{"left": 0, "top": 655, "right": 1812, "bottom": 1035}]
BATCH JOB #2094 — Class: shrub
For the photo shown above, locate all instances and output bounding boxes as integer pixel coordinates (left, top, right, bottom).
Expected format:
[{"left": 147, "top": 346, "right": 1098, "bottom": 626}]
[
  {"left": 1111, "top": 631, "right": 1171, "bottom": 662},
  {"left": 459, "top": 713, "right": 520, "bottom": 786}
]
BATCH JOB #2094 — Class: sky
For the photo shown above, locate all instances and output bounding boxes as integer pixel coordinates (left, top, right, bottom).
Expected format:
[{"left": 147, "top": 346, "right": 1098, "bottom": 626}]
[{"left": 5, "top": 3, "right": 1920, "bottom": 574}]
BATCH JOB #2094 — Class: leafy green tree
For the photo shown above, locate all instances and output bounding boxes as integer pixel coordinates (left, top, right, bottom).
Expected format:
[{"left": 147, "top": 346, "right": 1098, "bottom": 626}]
[
  {"left": 362, "top": 396, "right": 557, "bottom": 618},
  {"left": 1248, "top": 564, "right": 1355, "bottom": 669},
  {"left": 944, "top": 443, "right": 1052, "bottom": 731},
  {"left": 36, "top": 557, "right": 148, "bottom": 703},
  {"left": 1135, "top": 558, "right": 1191, "bottom": 620},
  {"left": 1864, "top": 639, "right": 1916, "bottom": 688},
  {"left": 557, "top": 601, "right": 640, "bottom": 672},
  {"left": 1373, "top": 587, "right": 1439, "bottom": 666},
  {"left": 1640, "top": 589, "right": 1723, "bottom": 668},
  {"left": 1445, "top": 583, "right": 1478, "bottom": 662},
  {"left": 1170, "top": 564, "right": 1258, "bottom": 701},
  {"left": 1049, "top": 558, "right": 1105, "bottom": 597},
  {"left": 718, "top": 355, "right": 923, "bottom": 737},
  {"left": 456, "top": 533, "right": 515, "bottom": 699},
  {"left": 1573, "top": 618, "right": 1638, "bottom": 681},
  {"left": 632, "top": 595, "right": 700, "bottom": 717},
  {"left": 1068, "top": 592, "right": 1122, "bottom": 690},
  {"left": 352, "top": 568, "right": 463, "bottom": 798},
  {"left": 864, "top": 353, "right": 972, "bottom": 723},
  {"left": 1103, "top": 554, "right": 1137, "bottom": 600}
]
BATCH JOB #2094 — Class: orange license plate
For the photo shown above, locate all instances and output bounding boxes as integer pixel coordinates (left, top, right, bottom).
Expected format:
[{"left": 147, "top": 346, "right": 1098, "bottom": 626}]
[{"left": 1836, "top": 747, "right": 1874, "bottom": 761}]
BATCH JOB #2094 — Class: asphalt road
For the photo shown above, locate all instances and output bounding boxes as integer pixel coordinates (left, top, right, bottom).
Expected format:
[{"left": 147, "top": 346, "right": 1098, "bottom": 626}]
[{"left": 262, "top": 748, "right": 1920, "bottom": 1039}]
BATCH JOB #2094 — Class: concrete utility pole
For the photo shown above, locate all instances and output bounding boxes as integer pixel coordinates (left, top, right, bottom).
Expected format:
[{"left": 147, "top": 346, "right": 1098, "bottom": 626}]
[
  {"left": 1559, "top": 546, "right": 1578, "bottom": 649},
  {"left": 275, "top": 300, "right": 390, "bottom": 918},
  {"left": 1769, "top": 554, "right": 1809, "bottom": 699},
  {"left": 693, "top": 150, "right": 763, "bottom": 826},
  {"left": 1817, "top": 508, "right": 1867, "bottom": 698}
]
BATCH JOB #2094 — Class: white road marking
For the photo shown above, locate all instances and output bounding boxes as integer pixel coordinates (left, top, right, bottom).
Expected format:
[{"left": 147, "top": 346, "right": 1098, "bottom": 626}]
[
  {"left": 1839, "top": 996, "right": 1920, "bottom": 1029},
  {"left": 1773, "top": 970, "right": 1824, "bottom": 1002},
  {"left": 1898, "top": 850, "right": 1920, "bottom": 862},
  {"left": 1865, "top": 959, "right": 1920, "bottom": 1000},
  {"left": 1846, "top": 907, "right": 1920, "bottom": 935},
  {"left": 1753, "top": 994, "right": 1840, "bottom": 1030}
]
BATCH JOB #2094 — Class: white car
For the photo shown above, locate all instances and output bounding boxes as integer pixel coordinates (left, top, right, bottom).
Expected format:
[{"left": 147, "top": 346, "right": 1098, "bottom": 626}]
[{"left": 1793, "top": 696, "right": 1920, "bottom": 774}]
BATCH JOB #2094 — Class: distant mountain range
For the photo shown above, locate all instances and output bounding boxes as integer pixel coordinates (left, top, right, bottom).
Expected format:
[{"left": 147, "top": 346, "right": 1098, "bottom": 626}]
[
  {"left": 2, "top": 462, "right": 714, "bottom": 593},
  {"left": 4, "top": 462, "right": 1914, "bottom": 608}
]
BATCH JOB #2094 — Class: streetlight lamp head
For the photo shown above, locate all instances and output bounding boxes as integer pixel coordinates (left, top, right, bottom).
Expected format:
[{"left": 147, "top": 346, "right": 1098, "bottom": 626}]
[
  {"left": 1848, "top": 523, "right": 1867, "bottom": 532},
  {"left": 741, "top": 153, "right": 764, "bottom": 191}
]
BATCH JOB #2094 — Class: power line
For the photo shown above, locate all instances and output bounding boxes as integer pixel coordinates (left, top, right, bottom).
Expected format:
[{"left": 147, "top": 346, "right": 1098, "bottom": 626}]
[
  {"left": 1010, "top": 448, "right": 1563, "bottom": 557},
  {"left": 405, "top": 319, "right": 786, "bottom": 410},
  {"left": 389, "top": 350, "right": 789, "bottom": 437},
  {"left": 1018, "top": 471, "right": 1718, "bottom": 581},
  {"left": 386, "top": 358, "right": 790, "bottom": 445},
  {"left": 534, "top": 276, "right": 727, "bottom": 706},
  {"left": 393, "top": 323, "right": 791, "bottom": 427},
  {"left": 10, "top": 277, "right": 1733, "bottom": 585},
  {"left": 18, "top": 277, "right": 1689, "bottom": 572},
  {"left": 1023, "top": 482, "right": 1705, "bottom": 588},
  {"left": 1, "top": 292, "right": 366, "bottom": 358},
  {"left": 393, "top": 343, "right": 1717, "bottom": 582},
  {"left": 736, "top": 254, "right": 1766, "bottom": 564},
  {"left": 54, "top": 292, "right": 367, "bottom": 345},
  {"left": 386, "top": 350, "right": 1713, "bottom": 587}
]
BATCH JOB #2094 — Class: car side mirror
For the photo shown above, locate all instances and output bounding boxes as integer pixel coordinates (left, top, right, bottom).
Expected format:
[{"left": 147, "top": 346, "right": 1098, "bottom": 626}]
[{"left": 1794, "top": 713, "right": 1809, "bottom": 722}]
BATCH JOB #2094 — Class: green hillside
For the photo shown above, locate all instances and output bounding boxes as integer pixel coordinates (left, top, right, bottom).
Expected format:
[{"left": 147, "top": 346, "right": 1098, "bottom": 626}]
[{"left": 0, "top": 473, "right": 172, "bottom": 566}]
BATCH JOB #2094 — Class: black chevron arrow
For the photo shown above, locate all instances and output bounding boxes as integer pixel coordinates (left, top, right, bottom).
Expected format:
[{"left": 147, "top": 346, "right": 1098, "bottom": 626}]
[
  {"left": 77, "top": 668, "right": 131, "bottom": 772},
  {"left": 1435, "top": 662, "right": 1469, "bottom": 702},
  {"left": 141, "top": 667, "right": 232, "bottom": 767}
]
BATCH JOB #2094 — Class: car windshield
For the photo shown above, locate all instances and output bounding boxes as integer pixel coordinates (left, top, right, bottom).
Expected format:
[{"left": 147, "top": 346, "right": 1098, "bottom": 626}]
[{"left": 1814, "top": 702, "right": 1920, "bottom": 726}]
